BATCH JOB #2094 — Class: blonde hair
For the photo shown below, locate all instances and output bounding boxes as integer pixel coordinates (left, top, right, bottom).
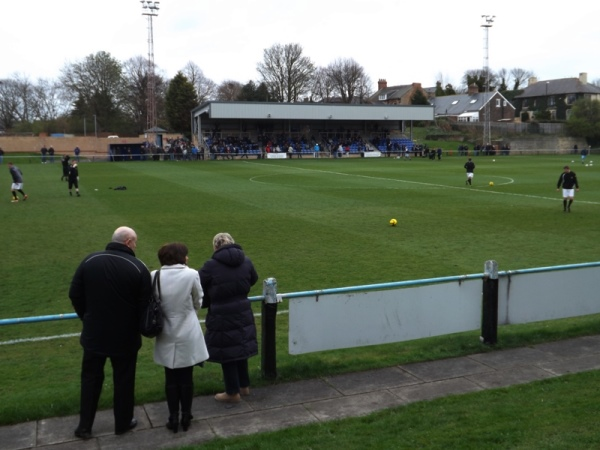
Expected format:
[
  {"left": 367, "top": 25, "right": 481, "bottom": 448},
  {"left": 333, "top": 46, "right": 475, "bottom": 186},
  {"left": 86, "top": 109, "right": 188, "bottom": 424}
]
[{"left": 213, "top": 232, "right": 235, "bottom": 250}]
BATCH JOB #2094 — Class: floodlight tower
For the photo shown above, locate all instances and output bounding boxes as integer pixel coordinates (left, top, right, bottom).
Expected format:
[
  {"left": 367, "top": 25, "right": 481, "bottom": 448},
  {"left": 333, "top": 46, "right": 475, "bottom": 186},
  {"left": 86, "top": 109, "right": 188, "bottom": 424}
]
[
  {"left": 481, "top": 15, "right": 494, "bottom": 149},
  {"left": 141, "top": 0, "right": 160, "bottom": 131}
]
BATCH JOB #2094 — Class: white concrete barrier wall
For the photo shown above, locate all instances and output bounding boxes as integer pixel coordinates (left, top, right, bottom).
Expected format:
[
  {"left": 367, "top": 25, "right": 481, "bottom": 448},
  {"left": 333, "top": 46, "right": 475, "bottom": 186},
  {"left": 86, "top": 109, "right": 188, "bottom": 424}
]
[
  {"left": 289, "top": 266, "right": 600, "bottom": 355},
  {"left": 498, "top": 267, "right": 600, "bottom": 324}
]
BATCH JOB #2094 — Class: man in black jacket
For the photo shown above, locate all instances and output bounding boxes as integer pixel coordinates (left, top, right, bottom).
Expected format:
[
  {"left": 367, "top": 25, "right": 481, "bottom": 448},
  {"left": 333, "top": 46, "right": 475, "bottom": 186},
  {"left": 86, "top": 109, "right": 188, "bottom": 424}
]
[
  {"left": 556, "top": 165, "right": 580, "bottom": 212},
  {"left": 69, "top": 226, "right": 152, "bottom": 439}
]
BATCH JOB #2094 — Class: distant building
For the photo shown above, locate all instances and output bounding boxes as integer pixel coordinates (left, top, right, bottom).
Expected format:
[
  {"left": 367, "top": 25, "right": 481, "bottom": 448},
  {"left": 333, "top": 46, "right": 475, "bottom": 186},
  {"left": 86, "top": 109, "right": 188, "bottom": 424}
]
[
  {"left": 432, "top": 84, "right": 515, "bottom": 123},
  {"left": 514, "top": 72, "right": 600, "bottom": 121},
  {"left": 368, "top": 79, "right": 428, "bottom": 105}
]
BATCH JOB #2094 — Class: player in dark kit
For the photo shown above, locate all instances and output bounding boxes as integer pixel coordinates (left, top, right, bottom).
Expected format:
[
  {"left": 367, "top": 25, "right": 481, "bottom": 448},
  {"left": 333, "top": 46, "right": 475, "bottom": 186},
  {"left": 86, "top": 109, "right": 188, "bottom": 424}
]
[
  {"left": 556, "top": 165, "right": 579, "bottom": 212},
  {"left": 68, "top": 162, "right": 80, "bottom": 196},
  {"left": 464, "top": 158, "right": 475, "bottom": 185}
]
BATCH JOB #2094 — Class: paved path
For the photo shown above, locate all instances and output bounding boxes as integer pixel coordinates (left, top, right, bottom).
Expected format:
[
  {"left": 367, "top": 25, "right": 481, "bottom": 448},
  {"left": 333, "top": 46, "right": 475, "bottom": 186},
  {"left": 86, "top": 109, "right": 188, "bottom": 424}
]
[{"left": 2, "top": 335, "right": 600, "bottom": 449}]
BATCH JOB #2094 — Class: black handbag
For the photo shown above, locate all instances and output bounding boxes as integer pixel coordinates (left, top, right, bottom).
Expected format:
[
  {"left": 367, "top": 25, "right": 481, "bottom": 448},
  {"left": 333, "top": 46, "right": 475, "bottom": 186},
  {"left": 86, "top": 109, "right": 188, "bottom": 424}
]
[{"left": 141, "top": 269, "right": 163, "bottom": 338}]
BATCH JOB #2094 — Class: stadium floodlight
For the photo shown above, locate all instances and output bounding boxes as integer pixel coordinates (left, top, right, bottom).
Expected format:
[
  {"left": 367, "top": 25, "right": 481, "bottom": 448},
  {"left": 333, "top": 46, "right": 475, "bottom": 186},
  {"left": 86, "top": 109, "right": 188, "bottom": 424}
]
[
  {"left": 481, "top": 15, "right": 495, "bottom": 148},
  {"left": 141, "top": 1, "right": 160, "bottom": 132}
]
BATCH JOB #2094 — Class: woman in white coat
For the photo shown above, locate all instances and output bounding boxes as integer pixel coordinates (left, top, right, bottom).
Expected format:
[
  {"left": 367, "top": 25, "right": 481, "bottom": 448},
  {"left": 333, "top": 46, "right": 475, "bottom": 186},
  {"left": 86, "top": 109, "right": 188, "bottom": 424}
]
[{"left": 152, "top": 243, "right": 208, "bottom": 433}]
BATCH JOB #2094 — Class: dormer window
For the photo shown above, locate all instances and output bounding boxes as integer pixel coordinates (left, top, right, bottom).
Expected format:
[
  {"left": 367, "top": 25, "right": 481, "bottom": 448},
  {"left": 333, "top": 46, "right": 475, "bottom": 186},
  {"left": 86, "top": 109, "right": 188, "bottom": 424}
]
[{"left": 378, "top": 94, "right": 388, "bottom": 101}]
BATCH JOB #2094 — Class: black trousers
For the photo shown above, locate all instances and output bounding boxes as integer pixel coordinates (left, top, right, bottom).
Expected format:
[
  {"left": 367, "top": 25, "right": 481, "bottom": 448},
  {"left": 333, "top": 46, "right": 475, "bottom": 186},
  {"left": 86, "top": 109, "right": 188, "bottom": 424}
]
[
  {"left": 78, "top": 350, "right": 138, "bottom": 433},
  {"left": 221, "top": 359, "right": 250, "bottom": 395}
]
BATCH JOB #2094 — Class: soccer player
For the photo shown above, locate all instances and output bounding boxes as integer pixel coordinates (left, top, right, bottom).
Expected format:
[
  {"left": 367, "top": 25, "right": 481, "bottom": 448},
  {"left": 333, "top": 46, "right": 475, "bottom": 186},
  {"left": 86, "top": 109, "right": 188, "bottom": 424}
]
[
  {"left": 556, "top": 165, "right": 579, "bottom": 212},
  {"left": 464, "top": 158, "right": 475, "bottom": 186},
  {"left": 8, "top": 162, "right": 28, "bottom": 203}
]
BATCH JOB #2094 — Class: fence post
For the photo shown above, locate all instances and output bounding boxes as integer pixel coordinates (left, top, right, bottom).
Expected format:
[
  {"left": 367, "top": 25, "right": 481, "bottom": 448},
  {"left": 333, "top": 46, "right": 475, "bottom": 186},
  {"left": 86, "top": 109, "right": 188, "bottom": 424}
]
[
  {"left": 261, "top": 277, "right": 280, "bottom": 380},
  {"left": 481, "top": 260, "right": 499, "bottom": 345}
]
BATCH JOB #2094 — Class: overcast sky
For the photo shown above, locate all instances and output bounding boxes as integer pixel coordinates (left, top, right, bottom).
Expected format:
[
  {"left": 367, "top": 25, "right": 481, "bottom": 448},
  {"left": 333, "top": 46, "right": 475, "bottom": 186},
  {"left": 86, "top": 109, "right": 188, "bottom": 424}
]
[{"left": 3, "top": 0, "right": 600, "bottom": 90}]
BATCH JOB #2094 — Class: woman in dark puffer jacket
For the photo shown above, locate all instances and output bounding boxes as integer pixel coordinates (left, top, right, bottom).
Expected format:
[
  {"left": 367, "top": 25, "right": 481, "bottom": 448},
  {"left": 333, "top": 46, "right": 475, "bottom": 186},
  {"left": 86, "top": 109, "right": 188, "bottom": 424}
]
[{"left": 199, "top": 232, "right": 258, "bottom": 403}]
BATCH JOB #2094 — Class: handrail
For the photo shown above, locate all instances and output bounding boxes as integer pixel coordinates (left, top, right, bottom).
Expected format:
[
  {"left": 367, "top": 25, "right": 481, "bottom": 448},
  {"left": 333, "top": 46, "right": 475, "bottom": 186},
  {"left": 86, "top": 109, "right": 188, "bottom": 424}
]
[{"left": 3, "top": 261, "right": 598, "bottom": 327}]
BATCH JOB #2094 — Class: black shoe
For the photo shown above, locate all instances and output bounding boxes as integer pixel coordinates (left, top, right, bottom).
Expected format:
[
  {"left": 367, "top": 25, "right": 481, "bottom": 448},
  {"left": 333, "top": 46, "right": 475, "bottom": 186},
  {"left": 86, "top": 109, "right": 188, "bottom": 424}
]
[
  {"left": 166, "top": 415, "right": 179, "bottom": 433},
  {"left": 181, "top": 413, "right": 193, "bottom": 432},
  {"left": 115, "top": 418, "right": 137, "bottom": 435},
  {"left": 74, "top": 427, "right": 92, "bottom": 440},
  {"left": 69, "top": 191, "right": 72, "bottom": 196}
]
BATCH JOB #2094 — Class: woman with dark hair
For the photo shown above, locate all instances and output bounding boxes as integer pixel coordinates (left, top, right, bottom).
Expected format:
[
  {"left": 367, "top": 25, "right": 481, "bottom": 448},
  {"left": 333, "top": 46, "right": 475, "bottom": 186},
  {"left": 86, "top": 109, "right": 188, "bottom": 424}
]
[
  {"left": 152, "top": 242, "right": 208, "bottom": 433},
  {"left": 199, "top": 232, "right": 258, "bottom": 404}
]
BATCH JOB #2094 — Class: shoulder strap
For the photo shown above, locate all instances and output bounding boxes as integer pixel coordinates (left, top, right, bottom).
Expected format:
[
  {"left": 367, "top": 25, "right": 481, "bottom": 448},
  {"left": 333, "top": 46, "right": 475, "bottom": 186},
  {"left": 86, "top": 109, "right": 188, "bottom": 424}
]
[{"left": 152, "top": 270, "right": 162, "bottom": 299}]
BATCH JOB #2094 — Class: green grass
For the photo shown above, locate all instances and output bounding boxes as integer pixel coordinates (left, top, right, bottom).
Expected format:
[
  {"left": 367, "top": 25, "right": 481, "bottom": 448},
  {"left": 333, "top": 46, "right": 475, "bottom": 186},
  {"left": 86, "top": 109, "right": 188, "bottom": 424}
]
[
  {"left": 1, "top": 154, "right": 599, "bottom": 427},
  {"left": 183, "top": 370, "right": 600, "bottom": 450}
]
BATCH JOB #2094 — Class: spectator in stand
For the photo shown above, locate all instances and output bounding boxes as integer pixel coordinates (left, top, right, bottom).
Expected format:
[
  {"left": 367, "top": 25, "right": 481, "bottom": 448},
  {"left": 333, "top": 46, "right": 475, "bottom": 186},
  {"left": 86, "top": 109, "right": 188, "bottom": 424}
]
[
  {"left": 437, "top": 148, "right": 442, "bottom": 160},
  {"left": 313, "top": 143, "right": 320, "bottom": 158},
  {"left": 41, "top": 146, "right": 48, "bottom": 163},
  {"left": 48, "top": 146, "right": 55, "bottom": 163},
  {"left": 74, "top": 146, "right": 81, "bottom": 162},
  {"left": 0, "top": 147, "right": 4, "bottom": 164}
]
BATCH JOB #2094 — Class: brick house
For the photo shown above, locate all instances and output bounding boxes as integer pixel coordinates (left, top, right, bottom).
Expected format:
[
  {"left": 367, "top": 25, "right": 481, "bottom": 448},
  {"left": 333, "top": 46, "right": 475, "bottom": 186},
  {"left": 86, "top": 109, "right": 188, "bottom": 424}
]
[
  {"left": 368, "top": 79, "right": 427, "bottom": 105},
  {"left": 513, "top": 72, "right": 600, "bottom": 121}
]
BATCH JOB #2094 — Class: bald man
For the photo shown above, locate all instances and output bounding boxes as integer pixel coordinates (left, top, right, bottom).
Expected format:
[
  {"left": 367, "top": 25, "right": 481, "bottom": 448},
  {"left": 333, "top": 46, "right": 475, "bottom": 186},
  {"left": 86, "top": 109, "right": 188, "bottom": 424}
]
[{"left": 69, "top": 226, "right": 152, "bottom": 439}]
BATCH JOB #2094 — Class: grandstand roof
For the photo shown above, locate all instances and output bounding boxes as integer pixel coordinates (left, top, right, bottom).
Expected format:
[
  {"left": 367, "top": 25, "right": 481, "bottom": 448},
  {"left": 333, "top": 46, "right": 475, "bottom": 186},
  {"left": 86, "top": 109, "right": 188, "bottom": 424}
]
[{"left": 192, "top": 101, "right": 434, "bottom": 122}]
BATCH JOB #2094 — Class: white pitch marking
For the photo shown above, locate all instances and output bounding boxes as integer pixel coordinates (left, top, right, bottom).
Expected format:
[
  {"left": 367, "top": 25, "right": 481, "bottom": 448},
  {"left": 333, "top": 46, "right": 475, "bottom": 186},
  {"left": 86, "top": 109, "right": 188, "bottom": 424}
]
[{"left": 246, "top": 163, "right": 600, "bottom": 205}]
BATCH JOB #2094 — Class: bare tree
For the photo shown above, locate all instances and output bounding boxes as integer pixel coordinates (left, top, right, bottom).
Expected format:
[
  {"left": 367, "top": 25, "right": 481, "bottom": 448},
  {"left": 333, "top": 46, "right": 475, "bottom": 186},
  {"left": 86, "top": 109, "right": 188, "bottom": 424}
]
[
  {"left": 257, "top": 43, "right": 315, "bottom": 102},
  {"left": 510, "top": 68, "right": 534, "bottom": 90},
  {"left": 31, "top": 78, "right": 68, "bottom": 121},
  {"left": 122, "top": 56, "right": 150, "bottom": 133},
  {"left": 216, "top": 80, "right": 243, "bottom": 101},
  {"left": 0, "top": 78, "right": 20, "bottom": 129},
  {"left": 496, "top": 68, "right": 509, "bottom": 91},
  {"left": 182, "top": 61, "right": 217, "bottom": 103},
  {"left": 309, "top": 67, "right": 335, "bottom": 102}
]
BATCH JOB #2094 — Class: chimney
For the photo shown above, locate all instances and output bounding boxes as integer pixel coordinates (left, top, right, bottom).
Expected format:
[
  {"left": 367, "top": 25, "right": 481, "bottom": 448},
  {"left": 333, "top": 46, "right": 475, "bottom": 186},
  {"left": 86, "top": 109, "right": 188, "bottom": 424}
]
[
  {"left": 528, "top": 76, "right": 538, "bottom": 86},
  {"left": 378, "top": 79, "right": 387, "bottom": 90},
  {"left": 579, "top": 72, "right": 588, "bottom": 84},
  {"left": 467, "top": 84, "right": 479, "bottom": 95}
]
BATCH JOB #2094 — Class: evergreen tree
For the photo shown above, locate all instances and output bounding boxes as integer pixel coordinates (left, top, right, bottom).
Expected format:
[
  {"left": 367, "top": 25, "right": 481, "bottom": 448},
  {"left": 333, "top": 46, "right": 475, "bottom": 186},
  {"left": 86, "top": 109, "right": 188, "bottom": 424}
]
[
  {"left": 411, "top": 89, "right": 430, "bottom": 105},
  {"left": 165, "top": 72, "right": 198, "bottom": 137},
  {"left": 566, "top": 99, "right": 600, "bottom": 147}
]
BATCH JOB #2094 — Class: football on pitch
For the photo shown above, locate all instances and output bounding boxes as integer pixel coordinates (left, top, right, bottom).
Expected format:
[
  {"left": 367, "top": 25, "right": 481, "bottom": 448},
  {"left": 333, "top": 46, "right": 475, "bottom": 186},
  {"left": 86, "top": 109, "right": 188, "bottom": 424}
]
[
  {"left": 489, "top": 181, "right": 494, "bottom": 186},
  {"left": 389, "top": 218, "right": 398, "bottom": 226}
]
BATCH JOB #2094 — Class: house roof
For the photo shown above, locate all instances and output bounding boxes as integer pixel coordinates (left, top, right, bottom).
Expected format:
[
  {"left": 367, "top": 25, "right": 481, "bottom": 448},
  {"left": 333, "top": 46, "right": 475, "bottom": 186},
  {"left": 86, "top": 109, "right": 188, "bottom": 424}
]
[
  {"left": 515, "top": 77, "right": 600, "bottom": 98},
  {"left": 433, "top": 91, "right": 501, "bottom": 117},
  {"left": 192, "top": 101, "right": 434, "bottom": 122},
  {"left": 369, "top": 84, "right": 416, "bottom": 104}
]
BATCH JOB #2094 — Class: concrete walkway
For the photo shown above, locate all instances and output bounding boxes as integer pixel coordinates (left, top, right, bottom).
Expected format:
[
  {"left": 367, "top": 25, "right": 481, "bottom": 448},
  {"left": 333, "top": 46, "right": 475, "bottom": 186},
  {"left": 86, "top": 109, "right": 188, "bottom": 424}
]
[{"left": 2, "top": 334, "right": 600, "bottom": 450}]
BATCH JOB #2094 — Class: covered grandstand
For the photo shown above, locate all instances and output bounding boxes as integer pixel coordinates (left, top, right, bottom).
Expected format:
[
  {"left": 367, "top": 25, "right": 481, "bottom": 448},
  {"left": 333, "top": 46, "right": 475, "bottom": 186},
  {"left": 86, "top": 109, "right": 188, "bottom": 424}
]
[{"left": 190, "top": 102, "right": 434, "bottom": 158}]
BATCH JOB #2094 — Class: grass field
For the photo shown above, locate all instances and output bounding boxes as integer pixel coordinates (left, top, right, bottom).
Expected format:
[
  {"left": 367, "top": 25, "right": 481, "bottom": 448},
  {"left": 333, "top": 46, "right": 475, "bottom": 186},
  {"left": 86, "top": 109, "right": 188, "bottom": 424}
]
[{"left": 1, "top": 154, "right": 599, "bottom": 427}]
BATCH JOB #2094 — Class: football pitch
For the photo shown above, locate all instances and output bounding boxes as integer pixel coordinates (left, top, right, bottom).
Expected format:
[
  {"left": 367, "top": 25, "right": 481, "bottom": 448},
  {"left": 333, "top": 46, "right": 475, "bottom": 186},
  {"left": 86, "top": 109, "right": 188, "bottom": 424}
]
[
  {"left": 1, "top": 154, "right": 600, "bottom": 424},
  {"left": 4, "top": 154, "right": 600, "bottom": 323}
]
